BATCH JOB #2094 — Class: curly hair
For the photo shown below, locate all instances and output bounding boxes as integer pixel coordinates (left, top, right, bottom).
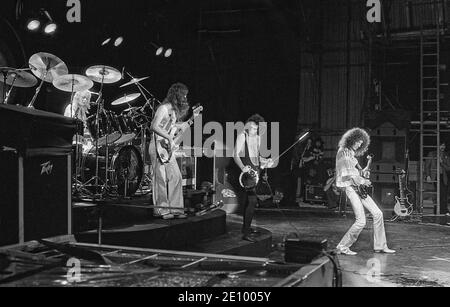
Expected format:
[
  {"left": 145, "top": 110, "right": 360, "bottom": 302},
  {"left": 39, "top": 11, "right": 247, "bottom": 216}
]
[
  {"left": 246, "top": 114, "right": 265, "bottom": 125},
  {"left": 338, "top": 128, "right": 371, "bottom": 157},
  {"left": 163, "top": 83, "right": 189, "bottom": 119}
]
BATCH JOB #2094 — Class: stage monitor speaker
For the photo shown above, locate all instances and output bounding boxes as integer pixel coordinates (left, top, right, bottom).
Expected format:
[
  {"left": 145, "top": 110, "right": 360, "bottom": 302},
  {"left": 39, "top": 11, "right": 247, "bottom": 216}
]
[{"left": 0, "top": 150, "right": 72, "bottom": 246}]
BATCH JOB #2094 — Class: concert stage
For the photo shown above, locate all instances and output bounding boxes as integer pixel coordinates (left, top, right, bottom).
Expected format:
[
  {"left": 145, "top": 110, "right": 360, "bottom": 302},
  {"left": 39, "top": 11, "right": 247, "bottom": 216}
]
[
  {"left": 252, "top": 207, "right": 450, "bottom": 287},
  {"left": 73, "top": 192, "right": 275, "bottom": 256},
  {"left": 0, "top": 202, "right": 337, "bottom": 287}
]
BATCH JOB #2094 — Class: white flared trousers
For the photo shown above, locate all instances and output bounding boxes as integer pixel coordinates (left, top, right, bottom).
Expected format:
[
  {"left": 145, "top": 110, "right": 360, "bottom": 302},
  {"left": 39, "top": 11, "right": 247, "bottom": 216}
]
[
  {"left": 149, "top": 141, "right": 184, "bottom": 216},
  {"left": 337, "top": 187, "right": 388, "bottom": 251}
]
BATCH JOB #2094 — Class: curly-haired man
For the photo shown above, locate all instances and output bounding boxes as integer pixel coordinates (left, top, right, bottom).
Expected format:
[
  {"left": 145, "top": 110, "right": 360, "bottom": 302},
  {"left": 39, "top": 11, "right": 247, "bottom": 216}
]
[{"left": 335, "top": 128, "right": 395, "bottom": 255}]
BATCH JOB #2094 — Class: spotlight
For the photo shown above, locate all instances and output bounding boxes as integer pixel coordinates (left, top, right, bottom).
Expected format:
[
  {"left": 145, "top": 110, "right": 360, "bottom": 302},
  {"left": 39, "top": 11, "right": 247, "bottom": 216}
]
[
  {"left": 156, "top": 46, "right": 164, "bottom": 56},
  {"left": 44, "top": 22, "right": 57, "bottom": 34},
  {"left": 25, "top": 9, "right": 58, "bottom": 35},
  {"left": 26, "top": 19, "right": 40, "bottom": 31},
  {"left": 164, "top": 48, "right": 173, "bottom": 58},
  {"left": 42, "top": 10, "right": 57, "bottom": 35},
  {"left": 101, "top": 38, "right": 112, "bottom": 46},
  {"left": 114, "top": 36, "right": 124, "bottom": 47}
]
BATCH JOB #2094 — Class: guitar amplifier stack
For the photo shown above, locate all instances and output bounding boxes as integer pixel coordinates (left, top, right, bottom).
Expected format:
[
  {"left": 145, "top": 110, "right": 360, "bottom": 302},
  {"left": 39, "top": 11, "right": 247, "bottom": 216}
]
[
  {"left": 0, "top": 105, "right": 77, "bottom": 247},
  {"left": 368, "top": 122, "right": 407, "bottom": 216}
]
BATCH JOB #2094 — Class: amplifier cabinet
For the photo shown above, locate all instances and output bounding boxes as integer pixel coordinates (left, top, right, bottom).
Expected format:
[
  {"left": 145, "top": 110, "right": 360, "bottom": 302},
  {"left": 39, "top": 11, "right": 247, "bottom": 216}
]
[{"left": 0, "top": 151, "right": 72, "bottom": 246}]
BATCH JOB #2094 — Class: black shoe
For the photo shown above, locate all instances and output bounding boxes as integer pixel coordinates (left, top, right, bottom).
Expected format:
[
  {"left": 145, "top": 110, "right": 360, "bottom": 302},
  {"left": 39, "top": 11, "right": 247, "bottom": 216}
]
[{"left": 242, "top": 235, "right": 257, "bottom": 243}]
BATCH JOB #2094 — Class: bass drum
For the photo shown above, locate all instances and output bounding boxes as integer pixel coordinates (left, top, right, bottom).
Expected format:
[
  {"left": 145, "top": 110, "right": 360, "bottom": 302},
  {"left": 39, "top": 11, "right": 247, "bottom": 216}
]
[{"left": 81, "top": 145, "right": 144, "bottom": 196}]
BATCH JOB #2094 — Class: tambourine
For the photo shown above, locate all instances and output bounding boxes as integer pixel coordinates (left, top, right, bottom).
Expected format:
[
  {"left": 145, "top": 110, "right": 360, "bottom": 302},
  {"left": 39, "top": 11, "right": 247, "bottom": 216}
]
[{"left": 239, "top": 168, "right": 260, "bottom": 189}]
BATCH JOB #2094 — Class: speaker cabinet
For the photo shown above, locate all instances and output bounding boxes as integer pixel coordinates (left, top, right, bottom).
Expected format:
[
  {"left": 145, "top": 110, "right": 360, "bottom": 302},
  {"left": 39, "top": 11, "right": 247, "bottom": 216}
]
[
  {"left": 0, "top": 151, "right": 19, "bottom": 246},
  {"left": 23, "top": 155, "right": 71, "bottom": 242},
  {"left": 0, "top": 150, "right": 72, "bottom": 246}
]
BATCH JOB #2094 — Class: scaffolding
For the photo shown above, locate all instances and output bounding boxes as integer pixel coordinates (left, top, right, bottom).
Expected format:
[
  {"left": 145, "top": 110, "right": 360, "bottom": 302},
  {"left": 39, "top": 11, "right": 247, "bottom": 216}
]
[{"left": 419, "top": 0, "right": 447, "bottom": 216}]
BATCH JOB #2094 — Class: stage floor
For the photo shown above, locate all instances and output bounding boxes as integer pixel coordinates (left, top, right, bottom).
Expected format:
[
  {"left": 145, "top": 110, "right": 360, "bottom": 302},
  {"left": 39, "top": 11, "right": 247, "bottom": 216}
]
[{"left": 239, "top": 208, "right": 450, "bottom": 287}]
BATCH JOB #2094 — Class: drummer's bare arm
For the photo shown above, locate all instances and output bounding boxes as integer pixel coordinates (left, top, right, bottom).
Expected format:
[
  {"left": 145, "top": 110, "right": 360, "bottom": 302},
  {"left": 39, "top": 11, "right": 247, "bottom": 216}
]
[
  {"left": 234, "top": 133, "right": 247, "bottom": 172},
  {"left": 150, "top": 105, "right": 173, "bottom": 141}
]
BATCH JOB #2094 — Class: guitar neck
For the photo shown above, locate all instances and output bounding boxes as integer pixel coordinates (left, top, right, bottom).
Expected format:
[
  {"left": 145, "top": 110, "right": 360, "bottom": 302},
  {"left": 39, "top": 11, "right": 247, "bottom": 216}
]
[
  {"left": 398, "top": 174, "right": 405, "bottom": 199},
  {"left": 173, "top": 115, "right": 197, "bottom": 143}
]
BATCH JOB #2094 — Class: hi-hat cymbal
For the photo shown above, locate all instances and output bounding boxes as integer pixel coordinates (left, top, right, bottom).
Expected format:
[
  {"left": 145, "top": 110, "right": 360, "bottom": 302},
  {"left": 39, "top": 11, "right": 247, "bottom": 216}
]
[
  {"left": 86, "top": 65, "right": 121, "bottom": 84},
  {"left": 111, "top": 93, "right": 141, "bottom": 106},
  {"left": 120, "top": 76, "right": 150, "bottom": 88},
  {"left": 53, "top": 74, "right": 94, "bottom": 93},
  {"left": 0, "top": 68, "right": 37, "bottom": 88},
  {"left": 29, "top": 52, "right": 68, "bottom": 83}
]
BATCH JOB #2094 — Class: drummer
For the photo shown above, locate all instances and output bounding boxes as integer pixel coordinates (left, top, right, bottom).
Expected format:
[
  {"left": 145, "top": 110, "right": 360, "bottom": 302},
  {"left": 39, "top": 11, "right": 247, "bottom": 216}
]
[{"left": 64, "top": 89, "right": 92, "bottom": 146}]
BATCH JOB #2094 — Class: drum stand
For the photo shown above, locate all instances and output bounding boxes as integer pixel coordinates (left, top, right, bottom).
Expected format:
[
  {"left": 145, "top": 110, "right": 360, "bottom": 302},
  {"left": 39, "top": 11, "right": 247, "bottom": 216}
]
[
  {"left": 136, "top": 124, "right": 152, "bottom": 195},
  {"left": 2, "top": 71, "right": 17, "bottom": 105},
  {"left": 82, "top": 74, "right": 112, "bottom": 200},
  {"left": 28, "top": 71, "right": 48, "bottom": 108}
]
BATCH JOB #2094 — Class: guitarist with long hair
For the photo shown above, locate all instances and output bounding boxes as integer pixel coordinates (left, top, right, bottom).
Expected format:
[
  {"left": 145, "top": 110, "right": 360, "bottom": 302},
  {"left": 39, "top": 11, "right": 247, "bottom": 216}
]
[
  {"left": 335, "top": 128, "right": 395, "bottom": 256},
  {"left": 149, "top": 83, "right": 190, "bottom": 220}
]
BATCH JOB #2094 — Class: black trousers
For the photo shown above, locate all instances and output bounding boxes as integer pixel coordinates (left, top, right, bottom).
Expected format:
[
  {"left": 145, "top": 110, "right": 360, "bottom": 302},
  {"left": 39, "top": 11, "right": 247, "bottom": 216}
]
[{"left": 242, "top": 189, "right": 258, "bottom": 235}]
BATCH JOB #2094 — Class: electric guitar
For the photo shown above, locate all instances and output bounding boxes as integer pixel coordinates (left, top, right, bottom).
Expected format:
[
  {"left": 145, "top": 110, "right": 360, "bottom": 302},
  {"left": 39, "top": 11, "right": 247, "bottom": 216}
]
[
  {"left": 394, "top": 170, "right": 414, "bottom": 217},
  {"left": 156, "top": 106, "right": 203, "bottom": 164},
  {"left": 353, "top": 154, "right": 373, "bottom": 199}
]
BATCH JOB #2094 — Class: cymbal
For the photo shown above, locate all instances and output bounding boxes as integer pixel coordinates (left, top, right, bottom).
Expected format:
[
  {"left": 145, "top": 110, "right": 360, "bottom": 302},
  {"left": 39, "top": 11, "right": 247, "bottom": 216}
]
[
  {"left": 53, "top": 74, "right": 94, "bottom": 93},
  {"left": 111, "top": 93, "right": 141, "bottom": 106},
  {"left": 29, "top": 52, "right": 68, "bottom": 83},
  {"left": 0, "top": 68, "right": 37, "bottom": 88},
  {"left": 85, "top": 65, "right": 121, "bottom": 84},
  {"left": 120, "top": 76, "right": 150, "bottom": 88}
]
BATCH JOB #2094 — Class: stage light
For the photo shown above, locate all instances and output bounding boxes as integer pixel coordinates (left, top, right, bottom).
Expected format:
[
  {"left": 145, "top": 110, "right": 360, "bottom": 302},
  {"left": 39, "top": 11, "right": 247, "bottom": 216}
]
[
  {"left": 44, "top": 22, "right": 57, "bottom": 34},
  {"left": 164, "top": 48, "right": 173, "bottom": 58},
  {"left": 101, "top": 38, "right": 111, "bottom": 46},
  {"left": 114, "top": 36, "right": 124, "bottom": 47},
  {"left": 42, "top": 10, "right": 57, "bottom": 35},
  {"left": 156, "top": 46, "right": 164, "bottom": 56},
  {"left": 26, "top": 19, "right": 40, "bottom": 31},
  {"left": 25, "top": 9, "right": 58, "bottom": 35}
]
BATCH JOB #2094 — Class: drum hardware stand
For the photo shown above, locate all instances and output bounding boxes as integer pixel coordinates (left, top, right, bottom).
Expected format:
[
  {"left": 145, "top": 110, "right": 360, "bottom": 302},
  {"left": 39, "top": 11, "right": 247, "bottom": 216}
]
[
  {"left": 68, "top": 75, "right": 84, "bottom": 199},
  {"left": 27, "top": 65, "right": 49, "bottom": 108},
  {"left": 136, "top": 124, "right": 152, "bottom": 196},
  {"left": 1, "top": 71, "right": 16, "bottom": 104},
  {"left": 124, "top": 71, "right": 159, "bottom": 112},
  {"left": 1, "top": 70, "right": 8, "bottom": 104},
  {"left": 82, "top": 74, "right": 109, "bottom": 200},
  {"left": 123, "top": 168, "right": 131, "bottom": 199}
]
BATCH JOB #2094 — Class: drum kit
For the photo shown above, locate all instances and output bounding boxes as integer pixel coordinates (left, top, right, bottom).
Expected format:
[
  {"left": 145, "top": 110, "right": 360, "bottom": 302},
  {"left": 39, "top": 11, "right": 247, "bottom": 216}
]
[{"left": 0, "top": 52, "right": 159, "bottom": 201}]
